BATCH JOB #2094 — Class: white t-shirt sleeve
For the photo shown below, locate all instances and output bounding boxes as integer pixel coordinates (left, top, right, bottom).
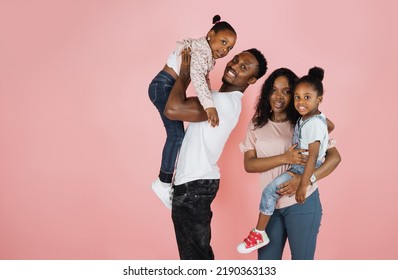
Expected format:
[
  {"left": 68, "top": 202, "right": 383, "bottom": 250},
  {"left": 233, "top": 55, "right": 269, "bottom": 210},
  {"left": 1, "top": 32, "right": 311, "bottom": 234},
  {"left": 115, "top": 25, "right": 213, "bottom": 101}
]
[{"left": 301, "top": 118, "right": 327, "bottom": 144}]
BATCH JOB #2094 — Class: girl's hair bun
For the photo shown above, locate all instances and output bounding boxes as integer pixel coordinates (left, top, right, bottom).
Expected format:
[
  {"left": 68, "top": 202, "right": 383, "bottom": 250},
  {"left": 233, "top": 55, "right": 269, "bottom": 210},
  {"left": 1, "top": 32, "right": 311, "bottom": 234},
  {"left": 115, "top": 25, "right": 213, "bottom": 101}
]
[
  {"left": 308, "top": 67, "right": 324, "bottom": 81},
  {"left": 212, "top": 15, "right": 221, "bottom": 24}
]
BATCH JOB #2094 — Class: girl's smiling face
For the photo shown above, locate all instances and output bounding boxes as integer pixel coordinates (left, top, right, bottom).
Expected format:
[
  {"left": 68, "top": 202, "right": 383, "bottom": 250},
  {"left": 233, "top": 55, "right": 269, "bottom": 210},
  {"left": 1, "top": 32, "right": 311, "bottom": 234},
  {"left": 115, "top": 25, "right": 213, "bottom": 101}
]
[
  {"left": 207, "top": 29, "right": 236, "bottom": 59},
  {"left": 294, "top": 82, "right": 323, "bottom": 118}
]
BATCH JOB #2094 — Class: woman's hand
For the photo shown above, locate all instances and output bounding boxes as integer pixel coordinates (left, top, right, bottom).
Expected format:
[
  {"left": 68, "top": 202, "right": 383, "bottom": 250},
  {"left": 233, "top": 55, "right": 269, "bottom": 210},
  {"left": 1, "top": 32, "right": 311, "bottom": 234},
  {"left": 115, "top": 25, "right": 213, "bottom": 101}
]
[
  {"left": 283, "top": 144, "right": 308, "bottom": 165},
  {"left": 276, "top": 171, "right": 300, "bottom": 196}
]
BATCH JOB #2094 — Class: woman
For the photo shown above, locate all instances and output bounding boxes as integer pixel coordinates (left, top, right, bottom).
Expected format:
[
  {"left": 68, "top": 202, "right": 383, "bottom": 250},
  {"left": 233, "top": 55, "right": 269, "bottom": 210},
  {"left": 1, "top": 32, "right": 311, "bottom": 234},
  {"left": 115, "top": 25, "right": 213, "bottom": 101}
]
[{"left": 239, "top": 68, "right": 341, "bottom": 259}]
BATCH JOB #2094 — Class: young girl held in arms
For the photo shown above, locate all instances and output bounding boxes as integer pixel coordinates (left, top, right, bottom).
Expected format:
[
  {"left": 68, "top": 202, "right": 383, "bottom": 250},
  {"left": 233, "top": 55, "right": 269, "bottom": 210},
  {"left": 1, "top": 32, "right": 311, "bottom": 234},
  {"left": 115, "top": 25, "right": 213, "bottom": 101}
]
[{"left": 148, "top": 15, "right": 237, "bottom": 209}]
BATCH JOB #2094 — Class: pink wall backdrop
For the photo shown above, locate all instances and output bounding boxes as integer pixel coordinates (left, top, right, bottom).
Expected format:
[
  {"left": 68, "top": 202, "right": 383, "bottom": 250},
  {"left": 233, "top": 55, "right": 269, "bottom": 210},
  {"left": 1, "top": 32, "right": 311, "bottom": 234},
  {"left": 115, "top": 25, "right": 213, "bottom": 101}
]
[{"left": 1, "top": 0, "right": 397, "bottom": 260}]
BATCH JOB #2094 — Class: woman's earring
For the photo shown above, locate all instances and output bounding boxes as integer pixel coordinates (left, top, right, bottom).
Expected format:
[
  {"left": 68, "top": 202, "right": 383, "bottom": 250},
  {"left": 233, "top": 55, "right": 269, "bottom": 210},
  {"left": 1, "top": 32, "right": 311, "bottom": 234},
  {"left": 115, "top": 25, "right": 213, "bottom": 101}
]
[{"left": 207, "top": 37, "right": 210, "bottom": 40}]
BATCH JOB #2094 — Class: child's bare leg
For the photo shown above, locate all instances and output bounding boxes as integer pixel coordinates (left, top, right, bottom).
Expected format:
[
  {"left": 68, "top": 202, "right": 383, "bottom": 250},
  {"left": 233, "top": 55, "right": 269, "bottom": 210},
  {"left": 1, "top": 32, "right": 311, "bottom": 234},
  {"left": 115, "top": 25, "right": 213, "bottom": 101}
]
[{"left": 255, "top": 212, "right": 270, "bottom": 231}]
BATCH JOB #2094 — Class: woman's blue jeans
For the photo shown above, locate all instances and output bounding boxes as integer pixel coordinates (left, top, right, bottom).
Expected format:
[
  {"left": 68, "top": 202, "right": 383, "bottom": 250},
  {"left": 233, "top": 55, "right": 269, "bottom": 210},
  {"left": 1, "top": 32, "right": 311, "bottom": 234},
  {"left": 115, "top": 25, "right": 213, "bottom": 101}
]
[
  {"left": 148, "top": 70, "right": 184, "bottom": 183},
  {"left": 258, "top": 189, "right": 323, "bottom": 260}
]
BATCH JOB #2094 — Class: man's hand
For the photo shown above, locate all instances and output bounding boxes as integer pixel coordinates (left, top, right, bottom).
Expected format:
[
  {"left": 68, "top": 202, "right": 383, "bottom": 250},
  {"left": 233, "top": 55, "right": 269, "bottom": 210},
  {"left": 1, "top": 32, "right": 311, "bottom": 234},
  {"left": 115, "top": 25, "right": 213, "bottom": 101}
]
[
  {"left": 205, "top": 107, "right": 219, "bottom": 127},
  {"left": 164, "top": 47, "right": 208, "bottom": 123},
  {"left": 179, "top": 48, "right": 191, "bottom": 87}
]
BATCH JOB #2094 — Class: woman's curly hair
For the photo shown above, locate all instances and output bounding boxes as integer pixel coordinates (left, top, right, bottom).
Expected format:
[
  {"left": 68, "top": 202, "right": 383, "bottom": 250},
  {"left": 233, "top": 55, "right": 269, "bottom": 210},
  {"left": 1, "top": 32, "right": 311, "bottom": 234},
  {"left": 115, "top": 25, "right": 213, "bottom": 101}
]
[{"left": 252, "top": 68, "right": 300, "bottom": 129}]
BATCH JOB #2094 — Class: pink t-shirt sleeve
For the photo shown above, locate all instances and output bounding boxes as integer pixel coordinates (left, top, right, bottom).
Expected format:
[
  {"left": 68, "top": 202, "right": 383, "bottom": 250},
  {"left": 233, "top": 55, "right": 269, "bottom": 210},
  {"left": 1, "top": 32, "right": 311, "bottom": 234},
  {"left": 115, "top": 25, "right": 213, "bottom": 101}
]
[
  {"left": 327, "top": 138, "right": 336, "bottom": 149},
  {"left": 239, "top": 122, "right": 256, "bottom": 153}
]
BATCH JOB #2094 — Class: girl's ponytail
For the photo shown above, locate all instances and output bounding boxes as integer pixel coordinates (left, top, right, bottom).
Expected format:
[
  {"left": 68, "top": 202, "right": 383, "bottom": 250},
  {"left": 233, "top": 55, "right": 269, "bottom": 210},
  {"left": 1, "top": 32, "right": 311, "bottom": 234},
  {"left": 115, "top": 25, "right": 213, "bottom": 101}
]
[
  {"left": 212, "top": 14, "right": 221, "bottom": 24},
  {"left": 308, "top": 67, "right": 324, "bottom": 82},
  {"left": 295, "top": 66, "right": 325, "bottom": 96}
]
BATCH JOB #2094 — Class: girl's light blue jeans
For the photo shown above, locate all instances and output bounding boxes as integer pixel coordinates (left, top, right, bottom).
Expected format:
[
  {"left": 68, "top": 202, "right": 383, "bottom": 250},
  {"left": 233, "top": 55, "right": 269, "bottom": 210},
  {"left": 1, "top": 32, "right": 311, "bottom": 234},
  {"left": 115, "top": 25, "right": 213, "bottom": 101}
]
[{"left": 259, "top": 162, "right": 321, "bottom": 215}]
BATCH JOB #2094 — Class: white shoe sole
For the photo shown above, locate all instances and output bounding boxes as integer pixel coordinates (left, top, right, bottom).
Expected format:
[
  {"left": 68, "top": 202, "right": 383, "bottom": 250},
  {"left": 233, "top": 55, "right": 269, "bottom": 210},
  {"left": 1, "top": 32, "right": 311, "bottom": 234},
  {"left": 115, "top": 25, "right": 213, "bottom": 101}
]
[
  {"left": 151, "top": 182, "right": 172, "bottom": 209},
  {"left": 237, "top": 238, "right": 270, "bottom": 254}
]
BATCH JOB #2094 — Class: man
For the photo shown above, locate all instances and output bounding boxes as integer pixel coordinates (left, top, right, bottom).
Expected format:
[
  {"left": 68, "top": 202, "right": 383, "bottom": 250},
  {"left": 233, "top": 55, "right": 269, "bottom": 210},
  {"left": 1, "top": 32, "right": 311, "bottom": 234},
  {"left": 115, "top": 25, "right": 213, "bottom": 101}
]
[{"left": 163, "top": 48, "right": 268, "bottom": 259}]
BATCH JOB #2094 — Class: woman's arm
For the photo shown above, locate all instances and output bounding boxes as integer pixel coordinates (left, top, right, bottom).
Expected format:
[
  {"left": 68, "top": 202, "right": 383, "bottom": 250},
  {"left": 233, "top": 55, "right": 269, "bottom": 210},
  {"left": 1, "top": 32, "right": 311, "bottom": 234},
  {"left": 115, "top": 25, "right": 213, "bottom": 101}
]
[
  {"left": 313, "top": 146, "right": 341, "bottom": 182},
  {"left": 326, "top": 117, "right": 335, "bottom": 133},
  {"left": 243, "top": 144, "right": 308, "bottom": 173},
  {"left": 276, "top": 146, "right": 341, "bottom": 196}
]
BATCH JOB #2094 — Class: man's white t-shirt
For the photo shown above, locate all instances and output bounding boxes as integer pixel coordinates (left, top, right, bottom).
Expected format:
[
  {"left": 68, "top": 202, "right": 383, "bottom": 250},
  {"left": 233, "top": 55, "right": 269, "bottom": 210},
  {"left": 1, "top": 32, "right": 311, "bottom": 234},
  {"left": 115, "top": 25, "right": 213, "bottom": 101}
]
[{"left": 173, "top": 90, "right": 243, "bottom": 185}]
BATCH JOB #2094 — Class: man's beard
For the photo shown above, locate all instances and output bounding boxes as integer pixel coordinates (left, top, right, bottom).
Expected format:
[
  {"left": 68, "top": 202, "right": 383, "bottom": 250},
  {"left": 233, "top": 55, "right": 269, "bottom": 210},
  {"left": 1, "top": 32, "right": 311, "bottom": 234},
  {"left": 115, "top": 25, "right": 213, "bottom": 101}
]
[{"left": 221, "top": 75, "right": 231, "bottom": 85}]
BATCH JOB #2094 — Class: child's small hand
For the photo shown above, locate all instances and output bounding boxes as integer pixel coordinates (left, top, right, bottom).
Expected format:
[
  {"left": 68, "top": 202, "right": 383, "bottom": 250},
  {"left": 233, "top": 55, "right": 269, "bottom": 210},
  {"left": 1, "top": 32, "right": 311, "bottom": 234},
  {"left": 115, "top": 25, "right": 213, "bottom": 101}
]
[
  {"left": 205, "top": 107, "right": 219, "bottom": 127},
  {"left": 295, "top": 186, "right": 307, "bottom": 204},
  {"left": 284, "top": 144, "right": 308, "bottom": 165}
]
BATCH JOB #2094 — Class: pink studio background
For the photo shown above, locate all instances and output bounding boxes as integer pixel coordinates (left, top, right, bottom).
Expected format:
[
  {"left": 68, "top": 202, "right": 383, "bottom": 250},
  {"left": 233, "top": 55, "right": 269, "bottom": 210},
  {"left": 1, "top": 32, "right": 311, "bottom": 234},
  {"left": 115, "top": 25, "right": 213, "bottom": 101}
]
[{"left": 1, "top": 0, "right": 397, "bottom": 260}]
